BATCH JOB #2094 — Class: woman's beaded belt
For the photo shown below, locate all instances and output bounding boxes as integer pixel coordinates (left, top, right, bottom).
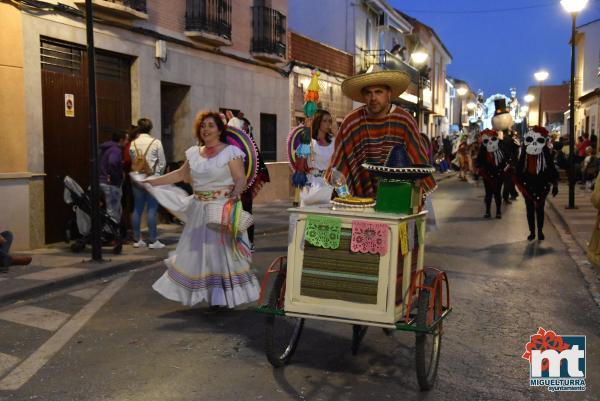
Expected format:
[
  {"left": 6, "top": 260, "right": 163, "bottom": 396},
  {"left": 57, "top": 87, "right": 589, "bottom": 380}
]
[{"left": 194, "top": 189, "right": 231, "bottom": 200}]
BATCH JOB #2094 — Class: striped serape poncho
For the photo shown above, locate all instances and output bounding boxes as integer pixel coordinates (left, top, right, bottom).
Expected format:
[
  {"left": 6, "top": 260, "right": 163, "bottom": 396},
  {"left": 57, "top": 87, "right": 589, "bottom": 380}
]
[{"left": 328, "top": 105, "right": 436, "bottom": 198}]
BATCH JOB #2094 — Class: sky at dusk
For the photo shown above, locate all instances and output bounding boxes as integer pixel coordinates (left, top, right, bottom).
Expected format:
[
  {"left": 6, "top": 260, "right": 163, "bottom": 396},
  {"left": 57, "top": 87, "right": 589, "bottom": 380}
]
[{"left": 389, "top": 0, "right": 600, "bottom": 101}]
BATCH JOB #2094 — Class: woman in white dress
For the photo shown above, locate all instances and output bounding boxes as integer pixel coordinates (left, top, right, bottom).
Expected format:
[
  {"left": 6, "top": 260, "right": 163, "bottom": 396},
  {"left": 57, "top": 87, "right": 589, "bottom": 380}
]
[
  {"left": 308, "top": 109, "right": 335, "bottom": 182},
  {"left": 143, "top": 111, "right": 260, "bottom": 308}
]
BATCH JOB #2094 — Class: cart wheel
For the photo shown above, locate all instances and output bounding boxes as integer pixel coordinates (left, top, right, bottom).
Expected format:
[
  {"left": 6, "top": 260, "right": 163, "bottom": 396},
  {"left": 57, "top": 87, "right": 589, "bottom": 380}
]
[
  {"left": 265, "top": 272, "right": 304, "bottom": 367},
  {"left": 112, "top": 243, "right": 123, "bottom": 255},
  {"left": 415, "top": 271, "right": 442, "bottom": 391},
  {"left": 351, "top": 325, "right": 368, "bottom": 355}
]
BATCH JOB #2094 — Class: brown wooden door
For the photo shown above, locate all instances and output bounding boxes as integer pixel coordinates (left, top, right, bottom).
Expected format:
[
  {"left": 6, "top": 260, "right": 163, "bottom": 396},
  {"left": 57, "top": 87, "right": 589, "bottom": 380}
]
[{"left": 40, "top": 38, "right": 131, "bottom": 243}]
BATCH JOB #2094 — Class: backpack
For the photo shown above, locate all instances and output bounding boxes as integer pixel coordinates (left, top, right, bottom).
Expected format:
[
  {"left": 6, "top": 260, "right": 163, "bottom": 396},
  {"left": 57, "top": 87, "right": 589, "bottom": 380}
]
[{"left": 131, "top": 139, "right": 156, "bottom": 175}]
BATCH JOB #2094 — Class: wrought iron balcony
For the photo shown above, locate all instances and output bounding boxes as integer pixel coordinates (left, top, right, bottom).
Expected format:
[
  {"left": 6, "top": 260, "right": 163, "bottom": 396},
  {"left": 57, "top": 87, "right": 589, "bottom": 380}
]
[
  {"left": 73, "top": 0, "right": 147, "bottom": 19},
  {"left": 362, "top": 50, "right": 418, "bottom": 83},
  {"left": 251, "top": 6, "right": 287, "bottom": 62},
  {"left": 185, "top": 0, "right": 232, "bottom": 46}
]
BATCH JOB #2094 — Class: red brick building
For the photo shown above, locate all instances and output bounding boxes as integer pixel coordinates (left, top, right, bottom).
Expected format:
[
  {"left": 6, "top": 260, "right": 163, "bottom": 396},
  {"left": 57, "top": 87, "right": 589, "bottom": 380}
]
[{"left": 288, "top": 31, "right": 354, "bottom": 126}]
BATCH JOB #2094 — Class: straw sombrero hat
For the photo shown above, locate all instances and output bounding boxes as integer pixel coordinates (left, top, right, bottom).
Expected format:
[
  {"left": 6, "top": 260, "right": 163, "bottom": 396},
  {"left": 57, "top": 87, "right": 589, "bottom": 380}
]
[
  {"left": 342, "top": 66, "right": 410, "bottom": 103},
  {"left": 362, "top": 144, "right": 435, "bottom": 181}
]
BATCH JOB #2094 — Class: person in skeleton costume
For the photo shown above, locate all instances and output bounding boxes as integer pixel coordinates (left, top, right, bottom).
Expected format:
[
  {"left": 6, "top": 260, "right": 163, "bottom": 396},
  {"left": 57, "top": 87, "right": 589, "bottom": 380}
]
[
  {"left": 476, "top": 129, "right": 506, "bottom": 218},
  {"left": 515, "top": 126, "right": 559, "bottom": 241},
  {"left": 491, "top": 98, "right": 520, "bottom": 204}
]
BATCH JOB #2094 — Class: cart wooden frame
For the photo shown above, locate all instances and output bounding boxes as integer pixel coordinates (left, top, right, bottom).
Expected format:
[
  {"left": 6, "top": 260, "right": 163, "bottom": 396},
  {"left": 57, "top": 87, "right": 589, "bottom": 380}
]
[{"left": 257, "top": 205, "right": 452, "bottom": 391}]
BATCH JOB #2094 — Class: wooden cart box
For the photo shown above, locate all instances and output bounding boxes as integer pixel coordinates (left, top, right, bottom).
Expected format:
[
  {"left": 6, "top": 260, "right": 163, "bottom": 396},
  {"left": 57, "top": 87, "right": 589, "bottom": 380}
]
[{"left": 285, "top": 205, "right": 427, "bottom": 328}]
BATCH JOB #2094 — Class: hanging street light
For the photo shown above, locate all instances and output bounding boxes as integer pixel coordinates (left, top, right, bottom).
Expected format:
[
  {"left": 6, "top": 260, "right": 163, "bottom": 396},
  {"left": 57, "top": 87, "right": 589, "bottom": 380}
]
[
  {"left": 456, "top": 86, "right": 469, "bottom": 127},
  {"left": 411, "top": 49, "right": 428, "bottom": 65},
  {"left": 561, "top": 0, "right": 588, "bottom": 209},
  {"left": 456, "top": 86, "right": 468, "bottom": 97},
  {"left": 411, "top": 48, "right": 429, "bottom": 133},
  {"left": 534, "top": 70, "right": 549, "bottom": 127},
  {"left": 524, "top": 94, "right": 535, "bottom": 104}
]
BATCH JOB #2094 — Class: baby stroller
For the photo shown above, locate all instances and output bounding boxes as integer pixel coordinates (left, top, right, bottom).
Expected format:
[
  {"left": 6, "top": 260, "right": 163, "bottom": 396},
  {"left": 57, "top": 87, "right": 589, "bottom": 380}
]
[{"left": 63, "top": 176, "right": 123, "bottom": 254}]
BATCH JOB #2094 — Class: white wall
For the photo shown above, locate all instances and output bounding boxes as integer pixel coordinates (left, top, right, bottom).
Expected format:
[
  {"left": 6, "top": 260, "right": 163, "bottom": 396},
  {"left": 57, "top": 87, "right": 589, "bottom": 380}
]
[
  {"left": 22, "top": 12, "right": 290, "bottom": 164},
  {"left": 580, "top": 21, "right": 600, "bottom": 96},
  {"left": 288, "top": 0, "right": 352, "bottom": 53}
]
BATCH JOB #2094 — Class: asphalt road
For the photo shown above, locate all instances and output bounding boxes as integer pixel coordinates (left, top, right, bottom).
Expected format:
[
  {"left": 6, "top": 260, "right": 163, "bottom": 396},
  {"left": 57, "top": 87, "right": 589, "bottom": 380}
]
[{"left": 0, "top": 177, "right": 598, "bottom": 401}]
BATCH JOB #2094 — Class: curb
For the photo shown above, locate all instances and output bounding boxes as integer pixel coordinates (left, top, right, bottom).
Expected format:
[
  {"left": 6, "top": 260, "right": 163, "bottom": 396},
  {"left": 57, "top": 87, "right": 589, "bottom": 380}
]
[
  {"left": 546, "top": 199, "right": 600, "bottom": 309},
  {"left": 0, "top": 256, "right": 163, "bottom": 307}
]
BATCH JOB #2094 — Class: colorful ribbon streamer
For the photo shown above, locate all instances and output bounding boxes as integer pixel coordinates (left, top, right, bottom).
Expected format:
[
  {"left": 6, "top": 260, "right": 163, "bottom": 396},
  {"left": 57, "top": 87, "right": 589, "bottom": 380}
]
[{"left": 399, "top": 223, "right": 409, "bottom": 256}]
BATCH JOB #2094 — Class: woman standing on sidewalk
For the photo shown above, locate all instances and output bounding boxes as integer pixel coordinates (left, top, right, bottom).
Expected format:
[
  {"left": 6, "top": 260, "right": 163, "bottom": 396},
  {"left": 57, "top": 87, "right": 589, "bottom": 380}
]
[{"left": 142, "top": 111, "right": 260, "bottom": 308}]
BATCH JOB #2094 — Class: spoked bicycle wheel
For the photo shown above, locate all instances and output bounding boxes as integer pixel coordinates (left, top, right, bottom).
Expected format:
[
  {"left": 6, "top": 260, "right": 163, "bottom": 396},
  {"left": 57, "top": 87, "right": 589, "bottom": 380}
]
[
  {"left": 415, "top": 271, "right": 442, "bottom": 391},
  {"left": 265, "top": 272, "right": 305, "bottom": 367}
]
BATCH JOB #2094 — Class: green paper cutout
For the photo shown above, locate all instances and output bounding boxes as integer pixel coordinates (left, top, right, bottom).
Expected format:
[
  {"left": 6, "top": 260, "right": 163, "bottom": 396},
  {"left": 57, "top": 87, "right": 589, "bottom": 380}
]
[{"left": 305, "top": 215, "right": 342, "bottom": 249}]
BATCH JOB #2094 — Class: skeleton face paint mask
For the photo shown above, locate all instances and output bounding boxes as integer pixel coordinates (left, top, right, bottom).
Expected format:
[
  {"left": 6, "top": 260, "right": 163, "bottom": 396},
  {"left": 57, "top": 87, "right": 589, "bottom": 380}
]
[
  {"left": 524, "top": 131, "right": 547, "bottom": 155},
  {"left": 482, "top": 134, "right": 499, "bottom": 152}
]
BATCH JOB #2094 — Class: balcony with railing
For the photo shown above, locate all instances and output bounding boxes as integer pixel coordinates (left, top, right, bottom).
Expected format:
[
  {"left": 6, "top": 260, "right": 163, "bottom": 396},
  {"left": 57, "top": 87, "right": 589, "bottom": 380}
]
[
  {"left": 185, "top": 0, "right": 232, "bottom": 46},
  {"left": 73, "top": 0, "right": 147, "bottom": 19},
  {"left": 251, "top": 6, "right": 286, "bottom": 63}
]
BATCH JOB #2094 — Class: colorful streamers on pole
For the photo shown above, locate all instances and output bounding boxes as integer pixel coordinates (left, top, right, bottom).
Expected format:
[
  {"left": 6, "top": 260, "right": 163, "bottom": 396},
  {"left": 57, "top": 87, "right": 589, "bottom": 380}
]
[
  {"left": 292, "top": 70, "right": 322, "bottom": 189},
  {"left": 303, "top": 70, "right": 320, "bottom": 118}
]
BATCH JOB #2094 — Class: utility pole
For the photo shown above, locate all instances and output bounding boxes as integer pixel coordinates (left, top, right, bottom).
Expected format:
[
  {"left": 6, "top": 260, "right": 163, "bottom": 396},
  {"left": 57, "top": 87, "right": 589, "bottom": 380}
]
[{"left": 85, "top": 0, "right": 102, "bottom": 260}]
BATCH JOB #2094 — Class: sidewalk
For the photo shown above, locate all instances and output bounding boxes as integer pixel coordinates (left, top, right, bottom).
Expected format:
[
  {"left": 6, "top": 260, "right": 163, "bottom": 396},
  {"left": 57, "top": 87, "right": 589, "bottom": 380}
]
[
  {"left": 547, "top": 181, "right": 596, "bottom": 254},
  {"left": 0, "top": 225, "right": 183, "bottom": 306},
  {"left": 542, "top": 180, "right": 600, "bottom": 307},
  {"left": 1, "top": 171, "right": 455, "bottom": 306}
]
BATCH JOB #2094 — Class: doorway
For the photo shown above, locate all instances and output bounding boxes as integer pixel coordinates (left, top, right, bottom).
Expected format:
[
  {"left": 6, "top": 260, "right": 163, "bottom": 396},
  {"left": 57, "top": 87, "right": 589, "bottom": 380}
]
[
  {"left": 160, "top": 82, "right": 191, "bottom": 165},
  {"left": 40, "top": 38, "right": 132, "bottom": 243},
  {"left": 260, "top": 113, "right": 277, "bottom": 161}
]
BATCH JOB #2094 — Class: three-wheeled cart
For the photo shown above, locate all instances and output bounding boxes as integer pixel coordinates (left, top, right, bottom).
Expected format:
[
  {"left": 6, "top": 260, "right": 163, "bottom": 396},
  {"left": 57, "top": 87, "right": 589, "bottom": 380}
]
[{"left": 257, "top": 205, "right": 452, "bottom": 391}]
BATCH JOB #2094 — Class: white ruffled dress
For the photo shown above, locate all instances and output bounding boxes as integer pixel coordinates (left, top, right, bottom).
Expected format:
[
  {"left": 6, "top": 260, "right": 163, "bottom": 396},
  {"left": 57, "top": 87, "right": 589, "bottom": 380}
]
[{"left": 149, "top": 145, "right": 260, "bottom": 308}]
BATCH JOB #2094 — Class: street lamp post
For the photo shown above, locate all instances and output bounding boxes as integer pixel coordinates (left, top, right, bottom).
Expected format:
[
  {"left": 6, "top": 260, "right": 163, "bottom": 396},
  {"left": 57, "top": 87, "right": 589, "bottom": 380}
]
[
  {"left": 534, "top": 70, "right": 549, "bottom": 126},
  {"left": 411, "top": 49, "right": 428, "bottom": 132},
  {"left": 85, "top": 0, "right": 102, "bottom": 261},
  {"left": 561, "top": 0, "right": 588, "bottom": 209}
]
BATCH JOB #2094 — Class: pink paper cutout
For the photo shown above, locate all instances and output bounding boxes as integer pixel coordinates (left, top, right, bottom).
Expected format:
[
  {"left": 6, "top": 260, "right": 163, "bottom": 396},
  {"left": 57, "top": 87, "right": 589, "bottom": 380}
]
[{"left": 351, "top": 220, "right": 389, "bottom": 255}]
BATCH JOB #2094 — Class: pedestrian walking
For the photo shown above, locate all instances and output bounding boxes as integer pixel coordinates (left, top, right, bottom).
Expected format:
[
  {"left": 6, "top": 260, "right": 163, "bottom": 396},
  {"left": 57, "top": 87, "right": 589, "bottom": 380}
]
[
  {"left": 476, "top": 129, "right": 506, "bottom": 219},
  {"left": 491, "top": 98, "right": 519, "bottom": 204},
  {"left": 99, "top": 131, "right": 127, "bottom": 223},
  {"left": 129, "top": 118, "right": 166, "bottom": 249},
  {"left": 514, "top": 126, "right": 558, "bottom": 241},
  {"left": 143, "top": 110, "right": 260, "bottom": 308},
  {"left": 581, "top": 146, "right": 598, "bottom": 191},
  {"left": 457, "top": 138, "right": 469, "bottom": 181}
]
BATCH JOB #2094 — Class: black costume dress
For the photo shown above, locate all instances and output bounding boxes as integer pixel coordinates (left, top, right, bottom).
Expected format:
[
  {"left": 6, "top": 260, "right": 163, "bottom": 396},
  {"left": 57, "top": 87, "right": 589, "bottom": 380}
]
[
  {"left": 501, "top": 131, "right": 520, "bottom": 202},
  {"left": 515, "top": 148, "right": 558, "bottom": 240},
  {"left": 477, "top": 147, "right": 506, "bottom": 218}
]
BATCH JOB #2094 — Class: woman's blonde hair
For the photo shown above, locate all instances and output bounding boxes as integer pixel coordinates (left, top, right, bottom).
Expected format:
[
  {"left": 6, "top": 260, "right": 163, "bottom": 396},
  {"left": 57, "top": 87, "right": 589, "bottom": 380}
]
[{"left": 193, "top": 110, "right": 226, "bottom": 145}]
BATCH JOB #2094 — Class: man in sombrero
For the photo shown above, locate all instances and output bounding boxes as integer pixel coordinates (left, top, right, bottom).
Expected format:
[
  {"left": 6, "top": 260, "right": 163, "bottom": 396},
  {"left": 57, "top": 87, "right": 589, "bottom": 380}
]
[{"left": 327, "top": 66, "right": 436, "bottom": 199}]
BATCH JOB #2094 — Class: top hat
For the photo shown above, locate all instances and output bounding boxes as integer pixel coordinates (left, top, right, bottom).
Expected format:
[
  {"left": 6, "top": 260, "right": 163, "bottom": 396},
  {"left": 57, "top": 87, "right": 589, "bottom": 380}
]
[
  {"left": 362, "top": 143, "right": 435, "bottom": 181},
  {"left": 493, "top": 98, "right": 511, "bottom": 117}
]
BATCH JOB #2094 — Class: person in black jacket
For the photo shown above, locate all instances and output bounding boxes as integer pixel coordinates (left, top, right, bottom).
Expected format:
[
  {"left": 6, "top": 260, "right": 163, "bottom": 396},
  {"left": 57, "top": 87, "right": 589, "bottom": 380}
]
[
  {"left": 491, "top": 98, "right": 519, "bottom": 203},
  {"left": 515, "top": 126, "right": 559, "bottom": 241},
  {"left": 477, "top": 129, "right": 507, "bottom": 219}
]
